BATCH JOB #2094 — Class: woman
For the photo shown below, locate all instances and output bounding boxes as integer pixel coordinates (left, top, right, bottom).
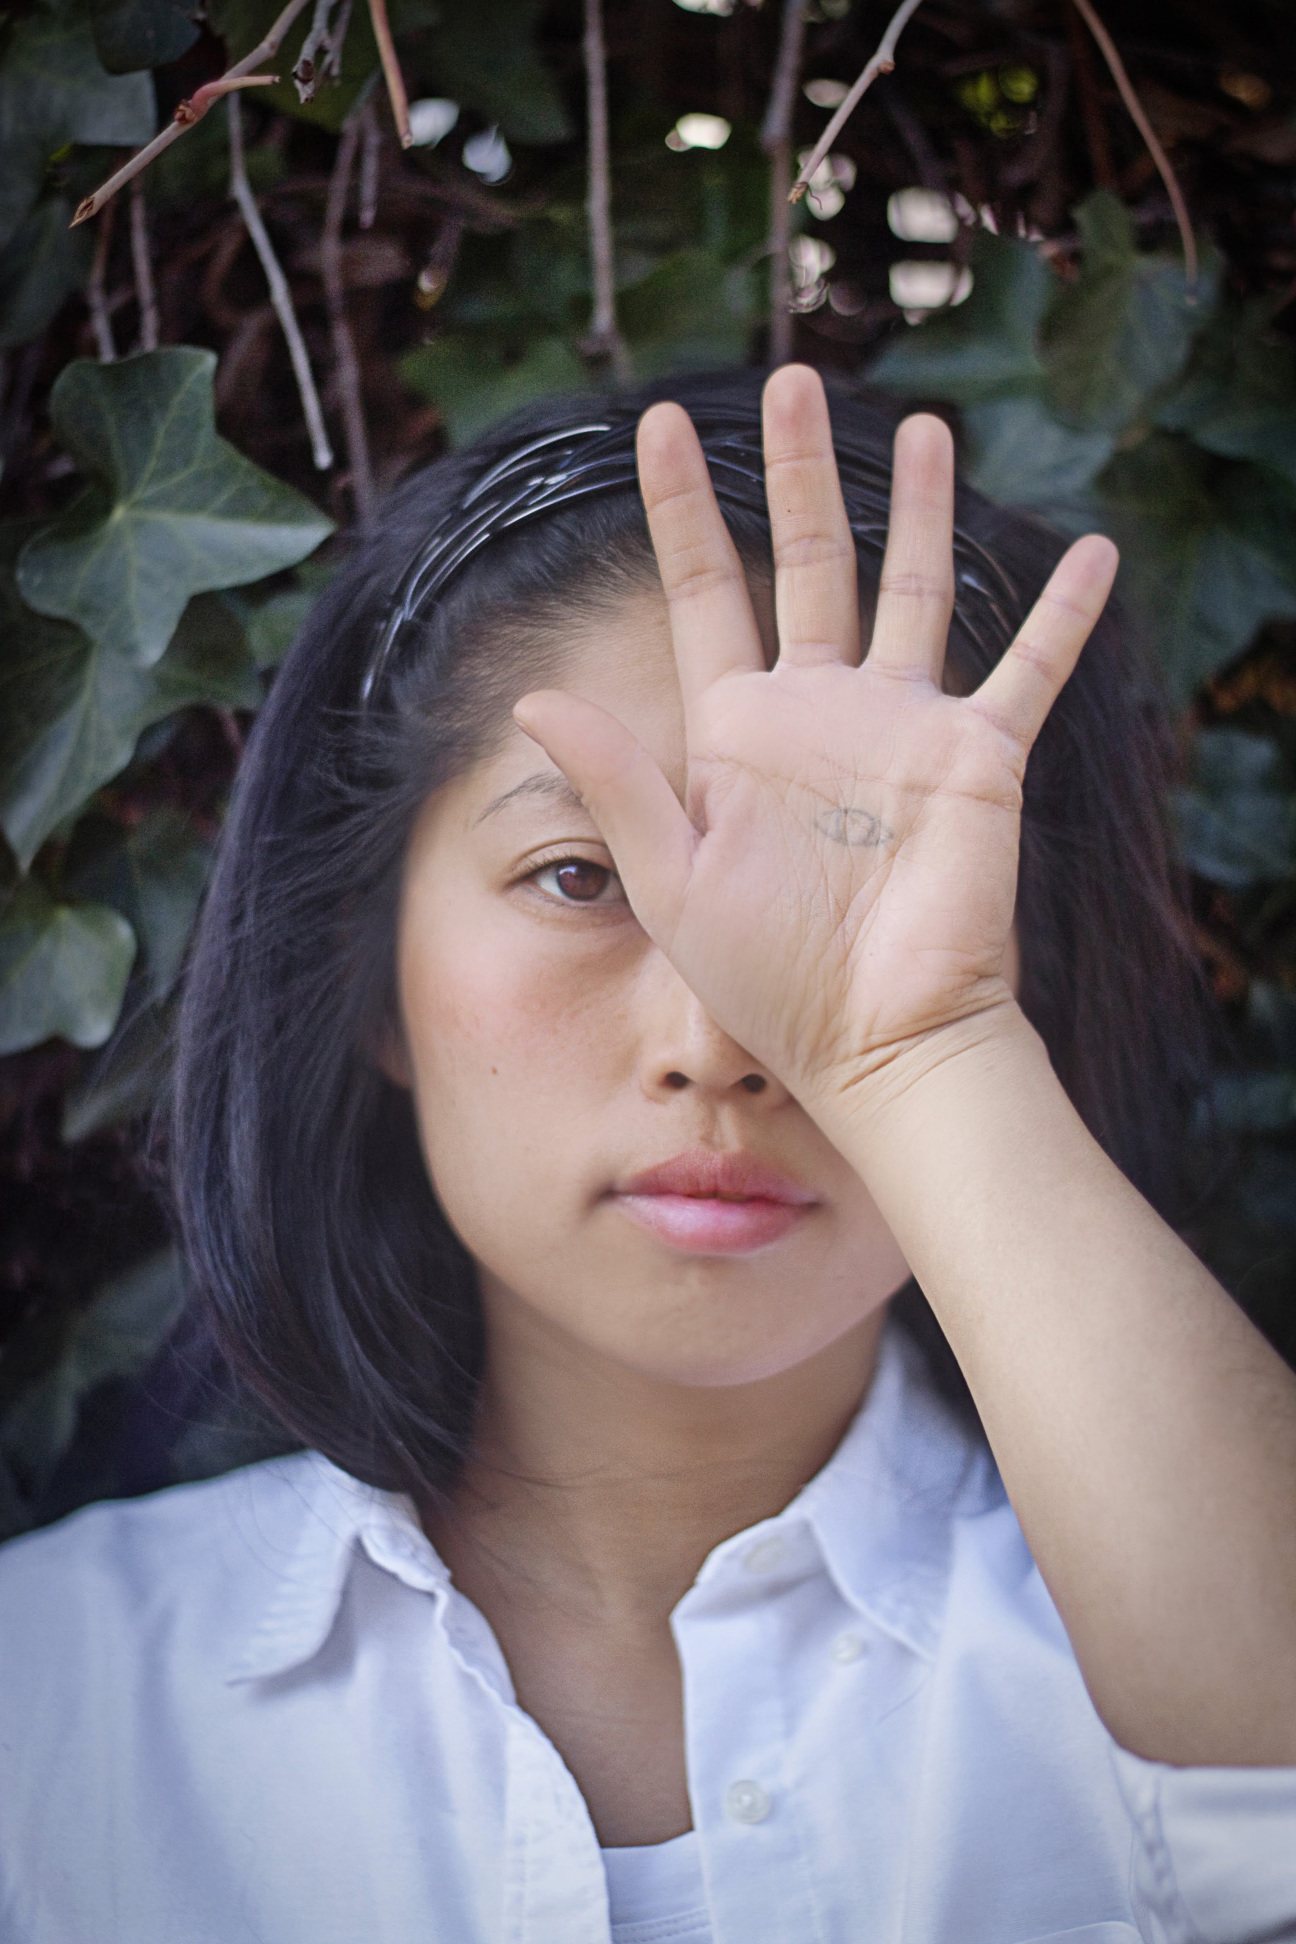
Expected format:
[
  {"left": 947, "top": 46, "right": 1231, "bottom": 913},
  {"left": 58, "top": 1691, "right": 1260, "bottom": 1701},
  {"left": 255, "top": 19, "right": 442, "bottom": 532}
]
[{"left": 0, "top": 364, "right": 1293, "bottom": 1944}]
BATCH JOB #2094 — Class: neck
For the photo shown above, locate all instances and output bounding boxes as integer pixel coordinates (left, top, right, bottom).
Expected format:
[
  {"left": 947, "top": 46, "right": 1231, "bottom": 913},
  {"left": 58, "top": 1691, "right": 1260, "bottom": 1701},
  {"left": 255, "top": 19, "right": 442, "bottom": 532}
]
[{"left": 426, "top": 1288, "right": 888, "bottom": 1628}]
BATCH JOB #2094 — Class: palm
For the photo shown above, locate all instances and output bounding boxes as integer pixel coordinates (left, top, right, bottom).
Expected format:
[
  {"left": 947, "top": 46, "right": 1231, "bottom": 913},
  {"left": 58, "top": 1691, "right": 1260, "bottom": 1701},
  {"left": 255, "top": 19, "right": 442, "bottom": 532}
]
[{"left": 515, "top": 369, "right": 1117, "bottom": 1106}]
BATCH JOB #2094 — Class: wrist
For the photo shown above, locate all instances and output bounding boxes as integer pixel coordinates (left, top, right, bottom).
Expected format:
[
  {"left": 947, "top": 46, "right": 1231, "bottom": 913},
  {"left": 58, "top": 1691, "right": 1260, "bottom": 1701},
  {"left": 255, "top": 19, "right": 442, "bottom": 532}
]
[{"left": 802, "top": 997, "right": 1052, "bottom": 1160}]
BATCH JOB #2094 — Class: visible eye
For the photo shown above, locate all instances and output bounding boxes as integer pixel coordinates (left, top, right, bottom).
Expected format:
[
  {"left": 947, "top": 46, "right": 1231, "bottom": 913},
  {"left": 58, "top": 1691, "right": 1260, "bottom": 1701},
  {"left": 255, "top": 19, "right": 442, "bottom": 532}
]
[{"left": 530, "top": 857, "right": 627, "bottom": 905}]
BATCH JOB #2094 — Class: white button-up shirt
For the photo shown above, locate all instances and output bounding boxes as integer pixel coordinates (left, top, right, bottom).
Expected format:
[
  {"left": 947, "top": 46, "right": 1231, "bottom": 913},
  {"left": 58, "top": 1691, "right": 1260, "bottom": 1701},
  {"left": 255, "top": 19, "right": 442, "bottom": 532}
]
[{"left": 1, "top": 1327, "right": 1292, "bottom": 1944}]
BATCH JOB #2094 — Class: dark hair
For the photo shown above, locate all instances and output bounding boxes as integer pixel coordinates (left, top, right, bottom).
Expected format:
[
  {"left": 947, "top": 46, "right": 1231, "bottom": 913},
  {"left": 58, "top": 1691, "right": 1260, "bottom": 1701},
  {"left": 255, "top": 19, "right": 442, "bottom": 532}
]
[{"left": 172, "top": 367, "right": 1213, "bottom": 1495}]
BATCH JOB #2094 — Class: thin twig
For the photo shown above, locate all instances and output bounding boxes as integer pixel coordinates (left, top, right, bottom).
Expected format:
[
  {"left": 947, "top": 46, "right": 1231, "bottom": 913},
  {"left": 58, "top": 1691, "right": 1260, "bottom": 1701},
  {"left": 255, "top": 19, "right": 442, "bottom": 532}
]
[
  {"left": 71, "top": 0, "right": 311, "bottom": 227},
  {"left": 790, "top": 0, "right": 926, "bottom": 203},
  {"left": 358, "top": 96, "right": 381, "bottom": 228},
  {"left": 88, "top": 195, "right": 118, "bottom": 361},
  {"left": 129, "top": 178, "right": 159, "bottom": 351},
  {"left": 1067, "top": 0, "right": 1197, "bottom": 295},
  {"left": 366, "top": 0, "right": 411, "bottom": 147},
  {"left": 294, "top": 0, "right": 339, "bottom": 100},
  {"left": 321, "top": 112, "right": 375, "bottom": 527},
  {"left": 228, "top": 94, "right": 333, "bottom": 470},
  {"left": 580, "top": 0, "right": 630, "bottom": 383},
  {"left": 762, "top": 0, "right": 808, "bottom": 366}
]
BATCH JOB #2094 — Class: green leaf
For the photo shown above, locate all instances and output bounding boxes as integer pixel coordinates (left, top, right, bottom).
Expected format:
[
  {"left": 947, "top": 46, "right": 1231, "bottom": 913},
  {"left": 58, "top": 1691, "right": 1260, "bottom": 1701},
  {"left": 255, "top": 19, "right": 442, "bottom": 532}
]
[
  {"left": 619, "top": 247, "right": 758, "bottom": 376},
  {"left": 1172, "top": 727, "right": 1296, "bottom": 886},
  {"left": 1156, "top": 298, "right": 1296, "bottom": 492},
  {"left": 0, "top": 878, "right": 136, "bottom": 1054},
  {"left": 1098, "top": 436, "right": 1296, "bottom": 703},
  {"left": 0, "top": 196, "right": 93, "bottom": 351},
  {"left": 208, "top": 0, "right": 381, "bottom": 132},
  {"left": 66, "top": 808, "right": 210, "bottom": 1003},
  {"left": 414, "top": 0, "right": 572, "bottom": 145},
  {"left": 0, "top": 9, "right": 155, "bottom": 248},
  {"left": 0, "top": 1250, "right": 184, "bottom": 1495},
  {"left": 91, "top": 0, "right": 200, "bottom": 74},
  {"left": 1039, "top": 191, "right": 1206, "bottom": 435},
  {"left": 958, "top": 393, "right": 1114, "bottom": 511},
  {"left": 60, "top": 996, "right": 172, "bottom": 1140},
  {"left": 17, "top": 349, "right": 333, "bottom": 666},
  {"left": 0, "top": 531, "right": 261, "bottom": 870},
  {"left": 401, "top": 333, "right": 594, "bottom": 445},
  {"left": 868, "top": 231, "right": 1052, "bottom": 405}
]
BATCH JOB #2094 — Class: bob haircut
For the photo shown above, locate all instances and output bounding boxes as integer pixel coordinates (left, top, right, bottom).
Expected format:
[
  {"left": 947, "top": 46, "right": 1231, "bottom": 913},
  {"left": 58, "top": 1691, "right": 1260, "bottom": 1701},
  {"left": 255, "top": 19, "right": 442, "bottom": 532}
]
[{"left": 172, "top": 367, "right": 1213, "bottom": 1500}]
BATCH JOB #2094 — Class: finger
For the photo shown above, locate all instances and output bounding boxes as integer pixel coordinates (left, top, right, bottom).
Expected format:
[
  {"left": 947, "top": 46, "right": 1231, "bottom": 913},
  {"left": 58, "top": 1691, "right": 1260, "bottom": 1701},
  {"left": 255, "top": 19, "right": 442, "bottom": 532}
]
[
  {"left": 637, "top": 402, "right": 766, "bottom": 715},
  {"left": 867, "top": 414, "right": 955, "bottom": 683},
  {"left": 761, "top": 365, "right": 859, "bottom": 668},
  {"left": 512, "top": 689, "right": 697, "bottom": 949},
  {"left": 970, "top": 535, "right": 1119, "bottom": 750}
]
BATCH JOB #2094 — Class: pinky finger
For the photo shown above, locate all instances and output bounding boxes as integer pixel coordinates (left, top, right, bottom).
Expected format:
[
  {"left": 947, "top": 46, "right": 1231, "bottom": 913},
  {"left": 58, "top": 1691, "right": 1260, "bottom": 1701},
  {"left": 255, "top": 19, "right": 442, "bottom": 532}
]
[{"left": 970, "top": 535, "right": 1119, "bottom": 751}]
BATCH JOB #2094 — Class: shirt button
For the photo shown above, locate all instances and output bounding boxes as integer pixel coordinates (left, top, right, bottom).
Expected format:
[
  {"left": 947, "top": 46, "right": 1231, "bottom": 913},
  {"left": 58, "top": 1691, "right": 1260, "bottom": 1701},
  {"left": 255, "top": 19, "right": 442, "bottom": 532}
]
[
  {"left": 725, "top": 1780, "right": 772, "bottom": 1824},
  {"left": 742, "top": 1536, "right": 785, "bottom": 1574},
  {"left": 831, "top": 1631, "right": 866, "bottom": 1664}
]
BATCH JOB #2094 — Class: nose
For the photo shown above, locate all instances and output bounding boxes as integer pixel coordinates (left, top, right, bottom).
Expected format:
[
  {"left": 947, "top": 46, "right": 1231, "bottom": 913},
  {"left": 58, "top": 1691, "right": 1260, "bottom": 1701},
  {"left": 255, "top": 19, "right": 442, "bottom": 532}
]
[{"left": 636, "top": 949, "right": 788, "bottom": 1106}]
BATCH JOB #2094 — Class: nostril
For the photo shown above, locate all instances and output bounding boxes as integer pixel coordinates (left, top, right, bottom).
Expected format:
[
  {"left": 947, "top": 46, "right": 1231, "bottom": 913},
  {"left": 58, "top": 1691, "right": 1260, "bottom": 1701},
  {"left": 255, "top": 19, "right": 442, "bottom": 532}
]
[
  {"left": 740, "top": 1074, "right": 767, "bottom": 1093},
  {"left": 664, "top": 1071, "right": 689, "bottom": 1090}
]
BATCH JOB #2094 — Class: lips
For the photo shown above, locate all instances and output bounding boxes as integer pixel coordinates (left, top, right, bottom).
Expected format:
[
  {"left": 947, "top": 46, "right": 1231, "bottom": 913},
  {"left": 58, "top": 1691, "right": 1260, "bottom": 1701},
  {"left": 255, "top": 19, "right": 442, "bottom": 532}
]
[{"left": 610, "top": 1149, "right": 817, "bottom": 1255}]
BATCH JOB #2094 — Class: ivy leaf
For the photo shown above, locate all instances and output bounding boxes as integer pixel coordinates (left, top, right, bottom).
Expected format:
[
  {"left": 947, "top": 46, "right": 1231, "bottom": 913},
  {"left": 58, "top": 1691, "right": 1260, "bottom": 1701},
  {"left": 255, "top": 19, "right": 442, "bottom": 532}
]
[
  {"left": 1156, "top": 298, "right": 1296, "bottom": 492},
  {"left": 1172, "top": 727, "right": 1296, "bottom": 886},
  {"left": 1098, "top": 436, "right": 1296, "bottom": 703},
  {"left": 0, "top": 878, "right": 136, "bottom": 1055},
  {"left": 0, "top": 531, "right": 261, "bottom": 871},
  {"left": 402, "top": 333, "right": 594, "bottom": 445},
  {"left": 1039, "top": 191, "right": 1206, "bottom": 435},
  {"left": 66, "top": 808, "right": 211, "bottom": 1004},
  {"left": 90, "top": 0, "right": 200, "bottom": 75},
  {"left": 0, "top": 1251, "right": 184, "bottom": 1499},
  {"left": 619, "top": 247, "right": 758, "bottom": 376},
  {"left": 417, "top": 0, "right": 572, "bottom": 145},
  {"left": 0, "top": 197, "right": 93, "bottom": 352},
  {"left": 868, "top": 231, "right": 1051, "bottom": 405},
  {"left": 0, "top": 9, "right": 155, "bottom": 248},
  {"left": 958, "top": 393, "right": 1114, "bottom": 513},
  {"left": 17, "top": 349, "right": 334, "bottom": 666}
]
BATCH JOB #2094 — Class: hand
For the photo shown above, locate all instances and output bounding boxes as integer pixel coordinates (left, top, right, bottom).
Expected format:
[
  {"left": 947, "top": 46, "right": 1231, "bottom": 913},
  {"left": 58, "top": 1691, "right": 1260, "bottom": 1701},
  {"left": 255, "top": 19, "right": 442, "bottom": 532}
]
[{"left": 512, "top": 366, "right": 1118, "bottom": 1117}]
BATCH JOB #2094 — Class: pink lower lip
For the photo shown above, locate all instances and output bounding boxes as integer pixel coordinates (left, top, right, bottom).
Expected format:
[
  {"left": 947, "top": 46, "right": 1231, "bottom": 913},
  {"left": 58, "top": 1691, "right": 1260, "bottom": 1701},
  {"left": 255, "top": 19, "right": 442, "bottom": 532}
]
[{"left": 611, "top": 1193, "right": 813, "bottom": 1254}]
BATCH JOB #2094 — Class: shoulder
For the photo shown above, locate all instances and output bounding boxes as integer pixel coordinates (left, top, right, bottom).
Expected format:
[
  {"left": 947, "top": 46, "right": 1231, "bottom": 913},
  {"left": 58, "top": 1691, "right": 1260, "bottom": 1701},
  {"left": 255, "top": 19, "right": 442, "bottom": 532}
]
[{"left": 0, "top": 1453, "right": 327, "bottom": 1691}]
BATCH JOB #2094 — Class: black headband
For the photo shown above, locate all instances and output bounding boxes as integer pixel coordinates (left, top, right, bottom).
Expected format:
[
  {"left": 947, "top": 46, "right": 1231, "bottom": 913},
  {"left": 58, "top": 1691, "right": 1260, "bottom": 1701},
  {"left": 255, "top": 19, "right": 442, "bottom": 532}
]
[{"left": 360, "top": 403, "right": 1024, "bottom": 708}]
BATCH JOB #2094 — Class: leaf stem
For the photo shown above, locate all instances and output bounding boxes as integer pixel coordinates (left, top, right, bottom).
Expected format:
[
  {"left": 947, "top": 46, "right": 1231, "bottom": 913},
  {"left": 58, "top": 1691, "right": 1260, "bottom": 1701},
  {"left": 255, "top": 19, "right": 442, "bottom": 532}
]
[
  {"left": 581, "top": 0, "right": 630, "bottom": 382},
  {"left": 129, "top": 179, "right": 159, "bottom": 352},
  {"left": 762, "top": 0, "right": 808, "bottom": 367},
  {"left": 789, "top": 0, "right": 926, "bottom": 205},
  {"left": 366, "top": 0, "right": 411, "bottom": 148},
  {"left": 322, "top": 112, "right": 376, "bottom": 527},
  {"left": 71, "top": 0, "right": 313, "bottom": 227},
  {"left": 227, "top": 94, "right": 333, "bottom": 471},
  {"left": 1067, "top": 0, "right": 1198, "bottom": 297},
  {"left": 88, "top": 197, "right": 118, "bottom": 362}
]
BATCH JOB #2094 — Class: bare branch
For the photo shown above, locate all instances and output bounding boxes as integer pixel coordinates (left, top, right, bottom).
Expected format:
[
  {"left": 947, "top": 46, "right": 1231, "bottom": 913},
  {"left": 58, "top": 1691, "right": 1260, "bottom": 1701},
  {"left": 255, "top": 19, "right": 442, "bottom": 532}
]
[
  {"left": 88, "top": 196, "right": 117, "bottom": 362},
  {"left": 293, "top": 0, "right": 352, "bottom": 102},
  {"left": 128, "top": 178, "right": 160, "bottom": 351},
  {"left": 1067, "top": 0, "right": 1198, "bottom": 295},
  {"left": 321, "top": 112, "right": 375, "bottom": 527},
  {"left": 762, "top": 0, "right": 808, "bottom": 366},
  {"left": 790, "top": 0, "right": 926, "bottom": 204},
  {"left": 227, "top": 94, "right": 333, "bottom": 471},
  {"left": 358, "top": 96, "right": 381, "bottom": 228},
  {"left": 580, "top": 0, "right": 630, "bottom": 382},
  {"left": 71, "top": 0, "right": 313, "bottom": 227},
  {"left": 366, "top": 0, "right": 411, "bottom": 148}
]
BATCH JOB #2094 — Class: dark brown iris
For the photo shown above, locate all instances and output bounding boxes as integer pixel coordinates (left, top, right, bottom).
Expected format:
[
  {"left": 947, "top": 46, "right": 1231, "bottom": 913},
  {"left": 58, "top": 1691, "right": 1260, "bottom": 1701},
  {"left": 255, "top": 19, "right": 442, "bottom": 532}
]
[{"left": 553, "top": 860, "right": 609, "bottom": 902}]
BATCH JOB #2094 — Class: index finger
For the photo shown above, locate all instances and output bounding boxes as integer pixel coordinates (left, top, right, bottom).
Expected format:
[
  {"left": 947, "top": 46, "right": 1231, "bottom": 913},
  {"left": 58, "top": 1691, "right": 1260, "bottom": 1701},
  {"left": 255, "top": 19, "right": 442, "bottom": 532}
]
[{"left": 637, "top": 402, "right": 765, "bottom": 713}]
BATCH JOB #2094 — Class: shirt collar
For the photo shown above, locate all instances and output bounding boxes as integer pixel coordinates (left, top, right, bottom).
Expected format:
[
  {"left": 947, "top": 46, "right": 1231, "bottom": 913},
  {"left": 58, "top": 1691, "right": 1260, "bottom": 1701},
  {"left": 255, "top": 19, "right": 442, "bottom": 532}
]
[{"left": 227, "top": 1323, "right": 999, "bottom": 1685}]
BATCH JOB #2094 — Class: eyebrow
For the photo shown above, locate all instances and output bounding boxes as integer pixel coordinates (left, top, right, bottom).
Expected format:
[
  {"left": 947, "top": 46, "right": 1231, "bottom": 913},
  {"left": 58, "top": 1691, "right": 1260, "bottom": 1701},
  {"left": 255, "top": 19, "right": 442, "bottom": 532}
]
[{"left": 473, "top": 772, "right": 587, "bottom": 826}]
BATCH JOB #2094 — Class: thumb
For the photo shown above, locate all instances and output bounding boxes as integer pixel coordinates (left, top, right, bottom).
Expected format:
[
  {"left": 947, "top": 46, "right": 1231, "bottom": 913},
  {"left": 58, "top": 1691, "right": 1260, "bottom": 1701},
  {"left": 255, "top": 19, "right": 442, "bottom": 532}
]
[{"left": 512, "top": 689, "right": 697, "bottom": 947}]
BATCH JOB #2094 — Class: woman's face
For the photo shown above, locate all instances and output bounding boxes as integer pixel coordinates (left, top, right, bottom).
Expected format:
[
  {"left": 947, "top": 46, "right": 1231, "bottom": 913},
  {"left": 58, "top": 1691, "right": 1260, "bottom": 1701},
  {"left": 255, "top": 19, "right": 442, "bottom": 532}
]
[{"left": 393, "top": 581, "right": 924, "bottom": 1389}]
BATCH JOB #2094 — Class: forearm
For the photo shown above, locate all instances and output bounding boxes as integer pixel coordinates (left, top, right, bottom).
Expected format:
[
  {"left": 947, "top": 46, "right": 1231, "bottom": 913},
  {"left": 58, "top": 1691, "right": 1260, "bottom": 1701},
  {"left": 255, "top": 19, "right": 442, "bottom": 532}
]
[{"left": 815, "top": 1005, "right": 1296, "bottom": 1768}]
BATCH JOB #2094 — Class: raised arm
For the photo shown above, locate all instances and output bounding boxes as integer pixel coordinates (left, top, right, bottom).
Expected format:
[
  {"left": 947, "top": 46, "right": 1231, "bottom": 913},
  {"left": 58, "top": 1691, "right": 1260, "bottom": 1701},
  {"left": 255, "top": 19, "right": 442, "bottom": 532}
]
[{"left": 512, "top": 363, "right": 1296, "bottom": 1769}]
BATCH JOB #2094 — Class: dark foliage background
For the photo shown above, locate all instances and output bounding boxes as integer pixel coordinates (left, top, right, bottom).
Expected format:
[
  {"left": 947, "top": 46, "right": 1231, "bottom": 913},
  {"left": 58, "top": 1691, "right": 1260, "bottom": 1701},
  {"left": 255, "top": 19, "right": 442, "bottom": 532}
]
[{"left": 2, "top": 0, "right": 1295, "bottom": 1536}]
